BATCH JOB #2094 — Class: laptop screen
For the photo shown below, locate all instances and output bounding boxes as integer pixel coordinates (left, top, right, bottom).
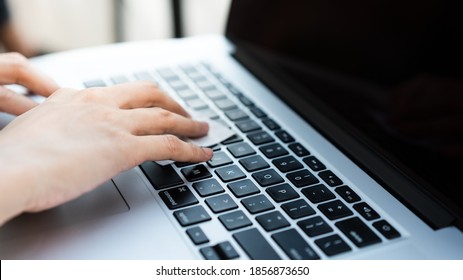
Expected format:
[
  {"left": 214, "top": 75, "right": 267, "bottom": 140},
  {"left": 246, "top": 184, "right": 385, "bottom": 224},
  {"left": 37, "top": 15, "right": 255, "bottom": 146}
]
[{"left": 226, "top": 1, "right": 463, "bottom": 214}]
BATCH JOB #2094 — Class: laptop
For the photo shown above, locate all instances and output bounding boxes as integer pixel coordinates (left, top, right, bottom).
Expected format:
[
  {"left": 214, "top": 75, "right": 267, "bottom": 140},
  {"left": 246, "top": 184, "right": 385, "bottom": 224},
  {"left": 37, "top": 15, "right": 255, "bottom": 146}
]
[{"left": 1, "top": 0, "right": 462, "bottom": 259}]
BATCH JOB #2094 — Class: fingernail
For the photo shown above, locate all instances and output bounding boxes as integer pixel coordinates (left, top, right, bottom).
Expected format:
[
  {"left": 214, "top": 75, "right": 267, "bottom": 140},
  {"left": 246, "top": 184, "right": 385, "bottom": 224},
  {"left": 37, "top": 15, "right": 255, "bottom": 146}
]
[{"left": 200, "top": 121, "right": 209, "bottom": 133}]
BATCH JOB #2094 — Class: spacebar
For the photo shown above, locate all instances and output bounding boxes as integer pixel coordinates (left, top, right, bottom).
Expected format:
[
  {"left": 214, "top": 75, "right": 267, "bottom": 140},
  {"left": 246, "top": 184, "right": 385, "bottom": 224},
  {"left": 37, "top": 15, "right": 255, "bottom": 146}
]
[{"left": 233, "top": 228, "right": 281, "bottom": 260}]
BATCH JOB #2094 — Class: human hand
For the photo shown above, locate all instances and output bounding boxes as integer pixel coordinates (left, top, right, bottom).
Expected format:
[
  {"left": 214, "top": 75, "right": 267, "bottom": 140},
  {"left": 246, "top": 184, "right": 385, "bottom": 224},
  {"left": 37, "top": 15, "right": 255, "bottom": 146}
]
[
  {"left": 0, "top": 52, "right": 59, "bottom": 115},
  {"left": 0, "top": 81, "right": 212, "bottom": 224}
]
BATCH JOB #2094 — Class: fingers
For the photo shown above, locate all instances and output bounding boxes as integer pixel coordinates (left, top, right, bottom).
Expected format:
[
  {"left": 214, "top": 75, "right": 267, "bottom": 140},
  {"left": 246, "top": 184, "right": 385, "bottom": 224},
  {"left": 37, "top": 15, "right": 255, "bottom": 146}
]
[
  {"left": 0, "top": 52, "right": 60, "bottom": 97},
  {"left": 0, "top": 86, "right": 38, "bottom": 115},
  {"left": 96, "top": 81, "right": 190, "bottom": 117},
  {"left": 122, "top": 108, "right": 209, "bottom": 138},
  {"left": 135, "top": 134, "right": 213, "bottom": 163}
]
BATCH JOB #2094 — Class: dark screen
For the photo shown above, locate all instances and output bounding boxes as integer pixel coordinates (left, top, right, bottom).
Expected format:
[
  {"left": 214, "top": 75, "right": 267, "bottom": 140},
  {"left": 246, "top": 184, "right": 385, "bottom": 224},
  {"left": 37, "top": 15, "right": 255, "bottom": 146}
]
[{"left": 226, "top": 0, "right": 463, "bottom": 211}]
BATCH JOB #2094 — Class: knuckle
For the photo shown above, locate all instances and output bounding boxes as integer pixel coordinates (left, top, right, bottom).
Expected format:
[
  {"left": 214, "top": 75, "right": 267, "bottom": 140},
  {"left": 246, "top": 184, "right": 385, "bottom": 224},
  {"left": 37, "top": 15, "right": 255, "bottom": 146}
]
[{"left": 163, "top": 135, "right": 181, "bottom": 155}]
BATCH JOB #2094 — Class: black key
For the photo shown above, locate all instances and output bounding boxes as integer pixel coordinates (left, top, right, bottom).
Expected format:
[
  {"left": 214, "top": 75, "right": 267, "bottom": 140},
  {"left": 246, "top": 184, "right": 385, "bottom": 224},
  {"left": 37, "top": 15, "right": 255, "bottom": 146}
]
[
  {"left": 205, "top": 194, "right": 238, "bottom": 213},
  {"left": 354, "top": 202, "right": 380, "bottom": 221},
  {"left": 200, "top": 246, "right": 220, "bottom": 260},
  {"left": 205, "top": 88, "right": 226, "bottom": 100},
  {"left": 281, "top": 199, "right": 316, "bottom": 219},
  {"left": 192, "top": 178, "right": 224, "bottom": 197},
  {"left": 315, "top": 234, "right": 351, "bottom": 256},
  {"left": 275, "top": 130, "right": 295, "bottom": 143},
  {"left": 219, "top": 210, "right": 252, "bottom": 230},
  {"left": 181, "top": 164, "right": 212, "bottom": 182},
  {"left": 225, "top": 108, "right": 249, "bottom": 121},
  {"left": 319, "top": 170, "right": 343, "bottom": 187},
  {"left": 239, "top": 155, "right": 270, "bottom": 172},
  {"left": 215, "top": 165, "right": 246, "bottom": 182},
  {"left": 83, "top": 79, "right": 106, "bottom": 88},
  {"left": 238, "top": 95, "right": 254, "bottom": 107},
  {"left": 110, "top": 75, "right": 129, "bottom": 84},
  {"left": 303, "top": 156, "right": 326, "bottom": 171},
  {"left": 318, "top": 200, "right": 353, "bottom": 220},
  {"left": 241, "top": 194, "right": 275, "bottom": 214},
  {"left": 252, "top": 169, "right": 285, "bottom": 187},
  {"left": 272, "top": 155, "right": 303, "bottom": 173},
  {"left": 186, "top": 226, "right": 209, "bottom": 245},
  {"left": 186, "top": 98, "right": 209, "bottom": 110},
  {"left": 207, "top": 151, "right": 233, "bottom": 168},
  {"left": 247, "top": 131, "right": 275, "bottom": 145},
  {"left": 301, "top": 184, "right": 335, "bottom": 203},
  {"left": 215, "top": 98, "right": 237, "bottom": 111},
  {"left": 250, "top": 106, "right": 267, "bottom": 118},
  {"left": 174, "top": 161, "right": 195, "bottom": 168},
  {"left": 173, "top": 205, "right": 211, "bottom": 226},
  {"left": 140, "top": 161, "right": 183, "bottom": 190},
  {"left": 256, "top": 211, "right": 290, "bottom": 231},
  {"left": 266, "top": 183, "right": 300, "bottom": 202},
  {"left": 228, "top": 179, "right": 260, "bottom": 198},
  {"left": 159, "top": 186, "right": 198, "bottom": 210},
  {"left": 260, "top": 143, "right": 289, "bottom": 159},
  {"left": 287, "top": 169, "right": 319, "bottom": 187},
  {"left": 227, "top": 142, "right": 256, "bottom": 158},
  {"left": 227, "top": 86, "right": 242, "bottom": 96},
  {"left": 272, "top": 229, "right": 320, "bottom": 260},
  {"left": 214, "top": 241, "right": 239, "bottom": 259},
  {"left": 233, "top": 228, "right": 281, "bottom": 260},
  {"left": 335, "top": 186, "right": 361, "bottom": 203},
  {"left": 298, "top": 216, "right": 333, "bottom": 237},
  {"left": 236, "top": 119, "right": 261, "bottom": 133},
  {"left": 222, "top": 135, "right": 243, "bottom": 145},
  {"left": 336, "top": 217, "right": 382, "bottom": 248},
  {"left": 289, "top": 143, "right": 310, "bottom": 157},
  {"left": 373, "top": 220, "right": 401, "bottom": 240},
  {"left": 262, "top": 118, "right": 280, "bottom": 130}
]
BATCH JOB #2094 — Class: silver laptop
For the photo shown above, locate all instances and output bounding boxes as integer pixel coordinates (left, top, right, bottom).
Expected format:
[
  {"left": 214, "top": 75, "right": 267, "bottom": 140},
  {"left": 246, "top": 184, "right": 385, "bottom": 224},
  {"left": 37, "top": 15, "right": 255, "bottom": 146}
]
[{"left": 1, "top": 0, "right": 463, "bottom": 259}]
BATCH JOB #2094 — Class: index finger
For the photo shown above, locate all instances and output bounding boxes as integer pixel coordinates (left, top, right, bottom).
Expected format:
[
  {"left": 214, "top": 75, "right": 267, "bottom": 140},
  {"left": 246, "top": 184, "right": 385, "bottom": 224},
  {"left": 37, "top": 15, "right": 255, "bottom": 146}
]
[{"left": 0, "top": 52, "right": 59, "bottom": 97}]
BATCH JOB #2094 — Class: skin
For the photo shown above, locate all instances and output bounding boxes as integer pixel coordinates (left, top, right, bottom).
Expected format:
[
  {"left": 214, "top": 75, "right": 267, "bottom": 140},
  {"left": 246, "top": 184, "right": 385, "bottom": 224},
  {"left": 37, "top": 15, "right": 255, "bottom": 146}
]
[{"left": 0, "top": 52, "right": 213, "bottom": 226}]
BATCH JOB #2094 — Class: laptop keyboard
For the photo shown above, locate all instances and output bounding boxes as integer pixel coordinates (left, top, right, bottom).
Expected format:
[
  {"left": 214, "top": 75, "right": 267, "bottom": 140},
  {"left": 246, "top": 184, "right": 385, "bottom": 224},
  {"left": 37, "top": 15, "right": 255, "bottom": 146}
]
[{"left": 84, "top": 62, "right": 401, "bottom": 260}]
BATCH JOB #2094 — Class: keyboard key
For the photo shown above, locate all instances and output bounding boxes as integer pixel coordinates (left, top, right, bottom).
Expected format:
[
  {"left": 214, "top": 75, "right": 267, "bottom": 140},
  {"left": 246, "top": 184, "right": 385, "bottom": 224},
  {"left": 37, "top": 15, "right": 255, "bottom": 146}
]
[
  {"left": 207, "top": 151, "right": 233, "bottom": 168},
  {"left": 192, "top": 178, "right": 224, "bottom": 197},
  {"left": 227, "top": 142, "right": 256, "bottom": 158},
  {"left": 215, "top": 98, "right": 237, "bottom": 111},
  {"left": 196, "top": 80, "right": 215, "bottom": 91},
  {"left": 236, "top": 119, "right": 261, "bottom": 133},
  {"left": 233, "top": 228, "right": 281, "bottom": 260},
  {"left": 315, "top": 234, "right": 351, "bottom": 256},
  {"left": 186, "top": 226, "right": 209, "bottom": 245},
  {"left": 272, "top": 229, "right": 320, "bottom": 260},
  {"left": 219, "top": 210, "right": 252, "bottom": 230},
  {"left": 303, "top": 156, "right": 326, "bottom": 171},
  {"left": 354, "top": 202, "right": 380, "bottom": 221},
  {"left": 286, "top": 169, "right": 319, "bottom": 187},
  {"left": 186, "top": 98, "right": 209, "bottom": 110},
  {"left": 168, "top": 79, "right": 188, "bottom": 90},
  {"left": 247, "top": 131, "right": 275, "bottom": 145},
  {"left": 256, "top": 211, "right": 290, "bottom": 231},
  {"left": 225, "top": 108, "right": 249, "bottom": 121},
  {"left": 159, "top": 186, "right": 198, "bottom": 210},
  {"left": 260, "top": 143, "right": 289, "bottom": 159},
  {"left": 181, "top": 164, "right": 212, "bottom": 182},
  {"left": 298, "top": 216, "right": 333, "bottom": 237},
  {"left": 288, "top": 143, "right": 310, "bottom": 157},
  {"left": 205, "top": 194, "right": 238, "bottom": 213},
  {"left": 238, "top": 95, "right": 254, "bottom": 107},
  {"left": 250, "top": 106, "right": 267, "bottom": 118},
  {"left": 222, "top": 135, "right": 243, "bottom": 145},
  {"left": 134, "top": 71, "right": 157, "bottom": 82},
  {"left": 266, "top": 183, "right": 300, "bottom": 202},
  {"left": 281, "top": 199, "right": 316, "bottom": 219},
  {"left": 140, "top": 161, "right": 183, "bottom": 190},
  {"left": 173, "top": 205, "right": 211, "bottom": 226},
  {"left": 215, "top": 165, "right": 246, "bottom": 182},
  {"left": 228, "top": 179, "right": 260, "bottom": 198},
  {"left": 262, "top": 118, "right": 280, "bottom": 130},
  {"left": 275, "top": 130, "right": 295, "bottom": 143},
  {"left": 239, "top": 155, "right": 270, "bottom": 171},
  {"left": 336, "top": 217, "right": 382, "bottom": 248},
  {"left": 200, "top": 246, "right": 220, "bottom": 260},
  {"left": 176, "top": 89, "right": 198, "bottom": 100},
  {"left": 373, "top": 220, "right": 401, "bottom": 240},
  {"left": 205, "top": 89, "right": 226, "bottom": 100},
  {"left": 241, "top": 194, "right": 275, "bottom": 214},
  {"left": 252, "top": 169, "right": 285, "bottom": 187},
  {"left": 318, "top": 200, "right": 353, "bottom": 220},
  {"left": 335, "top": 186, "right": 361, "bottom": 203},
  {"left": 319, "top": 170, "right": 343, "bottom": 187},
  {"left": 272, "top": 155, "right": 303, "bottom": 173},
  {"left": 301, "top": 184, "right": 335, "bottom": 203},
  {"left": 110, "top": 75, "right": 129, "bottom": 84},
  {"left": 214, "top": 241, "right": 239, "bottom": 259},
  {"left": 83, "top": 79, "right": 106, "bottom": 88}
]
